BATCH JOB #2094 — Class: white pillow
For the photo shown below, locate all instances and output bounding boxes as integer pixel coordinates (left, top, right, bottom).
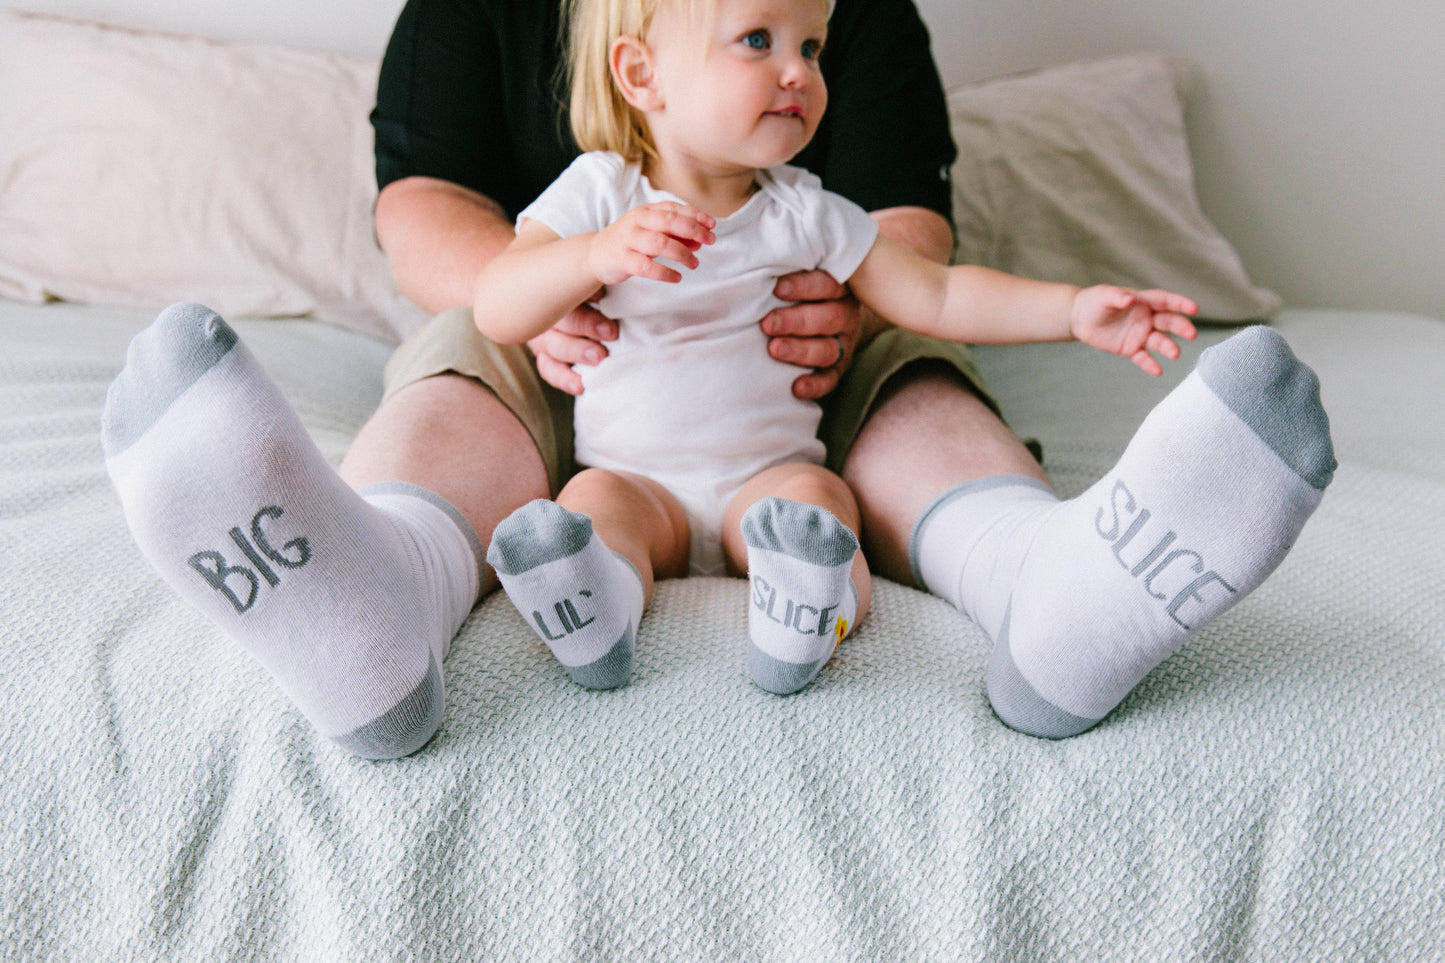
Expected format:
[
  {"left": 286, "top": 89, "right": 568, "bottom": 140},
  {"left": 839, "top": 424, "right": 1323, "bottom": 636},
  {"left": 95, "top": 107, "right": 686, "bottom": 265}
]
[
  {"left": 948, "top": 53, "right": 1282, "bottom": 322},
  {"left": 0, "top": 10, "right": 425, "bottom": 341}
]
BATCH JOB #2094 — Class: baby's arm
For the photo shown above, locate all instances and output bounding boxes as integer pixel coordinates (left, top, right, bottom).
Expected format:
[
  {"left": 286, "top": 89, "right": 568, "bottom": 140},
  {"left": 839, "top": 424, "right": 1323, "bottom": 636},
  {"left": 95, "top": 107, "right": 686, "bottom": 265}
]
[
  {"left": 473, "top": 202, "right": 716, "bottom": 344},
  {"left": 847, "top": 235, "right": 1198, "bottom": 374}
]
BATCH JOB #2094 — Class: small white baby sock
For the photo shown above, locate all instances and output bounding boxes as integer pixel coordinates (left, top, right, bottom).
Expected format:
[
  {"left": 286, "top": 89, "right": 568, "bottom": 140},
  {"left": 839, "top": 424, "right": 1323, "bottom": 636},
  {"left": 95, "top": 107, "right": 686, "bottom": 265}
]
[
  {"left": 911, "top": 326, "right": 1335, "bottom": 737},
  {"left": 742, "top": 497, "right": 859, "bottom": 695},
  {"left": 103, "top": 303, "right": 483, "bottom": 758},
  {"left": 487, "top": 499, "right": 644, "bottom": 690}
]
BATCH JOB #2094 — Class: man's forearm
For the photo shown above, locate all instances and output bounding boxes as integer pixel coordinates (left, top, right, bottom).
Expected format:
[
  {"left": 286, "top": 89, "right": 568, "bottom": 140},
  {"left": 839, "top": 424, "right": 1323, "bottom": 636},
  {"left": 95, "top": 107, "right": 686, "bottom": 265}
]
[{"left": 374, "top": 176, "right": 518, "bottom": 316}]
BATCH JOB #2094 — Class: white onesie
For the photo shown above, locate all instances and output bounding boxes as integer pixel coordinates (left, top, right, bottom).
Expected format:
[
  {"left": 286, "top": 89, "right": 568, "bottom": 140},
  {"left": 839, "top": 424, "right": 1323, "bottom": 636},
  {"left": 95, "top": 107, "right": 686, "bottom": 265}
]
[{"left": 518, "top": 151, "right": 879, "bottom": 575}]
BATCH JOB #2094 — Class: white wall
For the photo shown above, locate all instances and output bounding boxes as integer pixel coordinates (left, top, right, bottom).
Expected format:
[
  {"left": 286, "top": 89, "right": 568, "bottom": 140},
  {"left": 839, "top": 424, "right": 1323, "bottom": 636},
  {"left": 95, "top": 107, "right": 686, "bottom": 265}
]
[
  {"left": 916, "top": 0, "right": 1445, "bottom": 317},
  {"left": 18, "top": 0, "right": 1445, "bottom": 315}
]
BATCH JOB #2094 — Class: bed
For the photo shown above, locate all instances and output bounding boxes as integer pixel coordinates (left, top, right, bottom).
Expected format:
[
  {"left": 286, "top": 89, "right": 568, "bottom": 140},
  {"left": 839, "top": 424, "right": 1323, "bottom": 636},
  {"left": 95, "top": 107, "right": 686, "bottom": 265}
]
[{"left": 3, "top": 5, "right": 1443, "bottom": 961}]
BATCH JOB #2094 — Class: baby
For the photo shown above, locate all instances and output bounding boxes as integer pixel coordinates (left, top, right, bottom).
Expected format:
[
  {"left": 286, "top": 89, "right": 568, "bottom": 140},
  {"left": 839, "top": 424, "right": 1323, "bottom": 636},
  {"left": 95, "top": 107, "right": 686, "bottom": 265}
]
[{"left": 472, "top": 0, "right": 1268, "bottom": 702}]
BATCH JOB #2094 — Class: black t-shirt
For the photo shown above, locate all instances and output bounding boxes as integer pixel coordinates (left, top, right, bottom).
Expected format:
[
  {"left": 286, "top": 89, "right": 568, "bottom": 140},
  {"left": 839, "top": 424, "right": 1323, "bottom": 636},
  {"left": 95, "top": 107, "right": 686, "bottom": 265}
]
[{"left": 371, "top": 0, "right": 957, "bottom": 224}]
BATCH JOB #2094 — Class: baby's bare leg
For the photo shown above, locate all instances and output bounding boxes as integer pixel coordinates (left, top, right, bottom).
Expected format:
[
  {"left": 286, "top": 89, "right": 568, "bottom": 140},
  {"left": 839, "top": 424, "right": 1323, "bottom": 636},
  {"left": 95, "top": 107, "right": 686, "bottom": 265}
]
[
  {"left": 559, "top": 469, "right": 691, "bottom": 603},
  {"left": 724, "top": 464, "right": 870, "bottom": 694}
]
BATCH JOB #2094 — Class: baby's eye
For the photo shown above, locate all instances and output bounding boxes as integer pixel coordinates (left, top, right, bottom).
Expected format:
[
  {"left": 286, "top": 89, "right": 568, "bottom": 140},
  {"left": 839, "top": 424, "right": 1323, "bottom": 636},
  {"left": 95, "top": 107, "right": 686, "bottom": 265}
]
[
  {"left": 801, "top": 39, "right": 822, "bottom": 60},
  {"left": 742, "top": 29, "right": 770, "bottom": 50}
]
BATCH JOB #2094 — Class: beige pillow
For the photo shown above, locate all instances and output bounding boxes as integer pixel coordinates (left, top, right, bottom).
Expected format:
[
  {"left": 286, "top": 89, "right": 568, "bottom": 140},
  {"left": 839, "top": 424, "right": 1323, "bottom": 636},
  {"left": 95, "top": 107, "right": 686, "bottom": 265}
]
[
  {"left": 0, "top": 10, "right": 425, "bottom": 341},
  {"left": 948, "top": 53, "right": 1281, "bottom": 322}
]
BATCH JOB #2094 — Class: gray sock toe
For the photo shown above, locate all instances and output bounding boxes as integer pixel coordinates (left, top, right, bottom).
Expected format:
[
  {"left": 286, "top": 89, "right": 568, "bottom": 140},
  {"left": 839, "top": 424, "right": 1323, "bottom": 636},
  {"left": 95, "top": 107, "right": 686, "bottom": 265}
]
[
  {"left": 740, "top": 496, "right": 858, "bottom": 565},
  {"left": 102, "top": 302, "right": 237, "bottom": 459},
  {"left": 487, "top": 499, "right": 594, "bottom": 575},
  {"left": 1196, "top": 326, "right": 1336, "bottom": 490}
]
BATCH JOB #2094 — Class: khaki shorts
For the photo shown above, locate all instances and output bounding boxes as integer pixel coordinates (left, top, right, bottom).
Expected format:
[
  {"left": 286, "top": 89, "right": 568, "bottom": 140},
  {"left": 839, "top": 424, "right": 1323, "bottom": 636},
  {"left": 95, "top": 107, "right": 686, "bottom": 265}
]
[{"left": 383, "top": 307, "right": 1015, "bottom": 494}]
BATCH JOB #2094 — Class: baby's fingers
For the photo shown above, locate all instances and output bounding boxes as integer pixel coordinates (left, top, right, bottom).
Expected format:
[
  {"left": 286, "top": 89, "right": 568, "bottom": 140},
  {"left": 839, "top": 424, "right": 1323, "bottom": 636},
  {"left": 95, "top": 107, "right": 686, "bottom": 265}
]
[
  {"left": 1130, "top": 346, "right": 1166, "bottom": 377},
  {"left": 622, "top": 246, "right": 685, "bottom": 283},
  {"left": 1137, "top": 290, "right": 1199, "bottom": 323},
  {"left": 1145, "top": 328, "right": 1183, "bottom": 362},
  {"left": 1129, "top": 328, "right": 1188, "bottom": 377},
  {"left": 636, "top": 225, "right": 709, "bottom": 273},
  {"left": 636, "top": 204, "right": 717, "bottom": 249},
  {"left": 1151, "top": 310, "right": 1198, "bottom": 347}
]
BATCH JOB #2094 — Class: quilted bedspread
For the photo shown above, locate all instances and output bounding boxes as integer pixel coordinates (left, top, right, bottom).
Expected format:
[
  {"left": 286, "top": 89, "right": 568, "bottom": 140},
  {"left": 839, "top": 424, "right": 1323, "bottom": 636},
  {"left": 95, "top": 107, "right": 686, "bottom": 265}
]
[{"left": 2, "top": 301, "right": 1443, "bottom": 961}]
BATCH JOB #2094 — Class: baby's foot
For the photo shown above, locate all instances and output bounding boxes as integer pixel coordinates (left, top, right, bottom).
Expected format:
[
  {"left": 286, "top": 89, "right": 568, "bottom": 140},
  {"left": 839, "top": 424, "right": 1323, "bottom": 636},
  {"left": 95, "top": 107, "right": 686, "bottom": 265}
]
[
  {"left": 743, "top": 497, "right": 860, "bottom": 695},
  {"left": 488, "top": 499, "right": 643, "bottom": 690}
]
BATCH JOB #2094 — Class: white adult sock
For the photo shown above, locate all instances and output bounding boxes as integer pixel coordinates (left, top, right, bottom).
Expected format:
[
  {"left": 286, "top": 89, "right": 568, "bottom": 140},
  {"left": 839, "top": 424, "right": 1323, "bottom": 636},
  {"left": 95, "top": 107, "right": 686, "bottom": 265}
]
[
  {"left": 102, "top": 303, "right": 482, "bottom": 758},
  {"left": 911, "top": 326, "right": 1335, "bottom": 737},
  {"left": 487, "top": 499, "right": 644, "bottom": 690},
  {"left": 742, "top": 497, "right": 859, "bottom": 695}
]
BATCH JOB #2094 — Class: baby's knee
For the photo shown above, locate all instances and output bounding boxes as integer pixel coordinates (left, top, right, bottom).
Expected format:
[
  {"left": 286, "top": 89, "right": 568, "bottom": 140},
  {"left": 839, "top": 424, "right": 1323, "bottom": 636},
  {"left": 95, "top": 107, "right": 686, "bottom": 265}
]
[
  {"left": 559, "top": 466, "right": 622, "bottom": 500},
  {"left": 561, "top": 466, "right": 654, "bottom": 505},
  {"left": 771, "top": 465, "right": 859, "bottom": 523}
]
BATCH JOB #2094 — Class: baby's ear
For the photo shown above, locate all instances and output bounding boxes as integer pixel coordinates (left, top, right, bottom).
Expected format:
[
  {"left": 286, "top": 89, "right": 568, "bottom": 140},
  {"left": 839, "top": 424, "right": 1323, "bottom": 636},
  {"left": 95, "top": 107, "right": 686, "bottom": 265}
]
[{"left": 610, "top": 36, "right": 664, "bottom": 111}]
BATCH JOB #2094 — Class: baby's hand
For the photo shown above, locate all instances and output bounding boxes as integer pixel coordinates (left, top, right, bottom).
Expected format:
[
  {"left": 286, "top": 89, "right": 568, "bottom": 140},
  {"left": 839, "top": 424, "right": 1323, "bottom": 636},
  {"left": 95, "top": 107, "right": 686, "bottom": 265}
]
[
  {"left": 1071, "top": 285, "right": 1199, "bottom": 376},
  {"left": 588, "top": 202, "right": 716, "bottom": 287}
]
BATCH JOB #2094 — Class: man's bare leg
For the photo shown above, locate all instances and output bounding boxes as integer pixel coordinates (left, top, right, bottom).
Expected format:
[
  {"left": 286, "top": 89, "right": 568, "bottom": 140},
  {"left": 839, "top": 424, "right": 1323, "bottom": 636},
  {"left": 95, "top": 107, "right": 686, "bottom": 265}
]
[
  {"left": 843, "top": 364, "right": 1046, "bottom": 585},
  {"left": 850, "top": 334, "right": 1334, "bottom": 740},
  {"left": 340, "top": 373, "right": 552, "bottom": 600}
]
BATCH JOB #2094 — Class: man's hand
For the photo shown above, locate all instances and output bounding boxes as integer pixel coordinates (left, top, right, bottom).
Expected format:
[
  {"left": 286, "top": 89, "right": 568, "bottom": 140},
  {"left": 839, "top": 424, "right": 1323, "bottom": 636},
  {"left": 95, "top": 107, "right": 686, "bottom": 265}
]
[
  {"left": 528, "top": 302, "right": 618, "bottom": 396},
  {"left": 763, "top": 269, "right": 867, "bottom": 400},
  {"left": 530, "top": 265, "right": 869, "bottom": 400},
  {"left": 531, "top": 202, "right": 714, "bottom": 395}
]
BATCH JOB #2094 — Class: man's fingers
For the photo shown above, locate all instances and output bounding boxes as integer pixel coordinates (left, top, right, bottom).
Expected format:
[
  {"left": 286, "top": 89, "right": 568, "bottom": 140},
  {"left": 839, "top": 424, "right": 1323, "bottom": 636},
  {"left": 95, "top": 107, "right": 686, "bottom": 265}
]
[
  {"left": 790, "top": 366, "right": 843, "bottom": 401},
  {"left": 551, "top": 305, "right": 617, "bottom": 341},
  {"left": 774, "top": 268, "right": 848, "bottom": 304},
  {"left": 762, "top": 293, "right": 860, "bottom": 378},
  {"left": 768, "top": 334, "right": 849, "bottom": 369},
  {"left": 529, "top": 327, "right": 607, "bottom": 367},
  {"left": 761, "top": 298, "right": 856, "bottom": 338},
  {"left": 528, "top": 305, "right": 616, "bottom": 378},
  {"left": 535, "top": 352, "right": 585, "bottom": 395}
]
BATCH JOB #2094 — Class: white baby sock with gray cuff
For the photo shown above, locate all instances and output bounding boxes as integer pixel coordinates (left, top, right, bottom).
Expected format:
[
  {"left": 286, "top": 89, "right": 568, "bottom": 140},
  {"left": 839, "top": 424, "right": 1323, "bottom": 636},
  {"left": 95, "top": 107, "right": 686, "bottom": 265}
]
[
  {"left": 743, "top": 497, "right": 859, "bottom": 695},
  {"left": 488, "top": 499, "right": 644, "bottom": 690}
]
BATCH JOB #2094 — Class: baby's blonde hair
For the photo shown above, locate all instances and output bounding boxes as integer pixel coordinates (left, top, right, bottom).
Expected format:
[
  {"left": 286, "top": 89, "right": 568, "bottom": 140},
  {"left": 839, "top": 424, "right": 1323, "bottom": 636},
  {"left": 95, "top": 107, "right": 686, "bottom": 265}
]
[
  {"left": 564, "top": 0, "right": 708, "bottom": 162},
  {"left": 564, "top": 0, "right": 832, "bottom": 161}
]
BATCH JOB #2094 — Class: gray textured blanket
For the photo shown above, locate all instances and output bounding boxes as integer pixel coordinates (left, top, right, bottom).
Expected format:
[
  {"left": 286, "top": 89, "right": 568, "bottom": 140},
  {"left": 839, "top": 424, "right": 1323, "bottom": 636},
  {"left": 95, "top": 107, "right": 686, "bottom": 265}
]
[{"left": 3, "top": 302, "right": 1442, "bottom": 961}]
